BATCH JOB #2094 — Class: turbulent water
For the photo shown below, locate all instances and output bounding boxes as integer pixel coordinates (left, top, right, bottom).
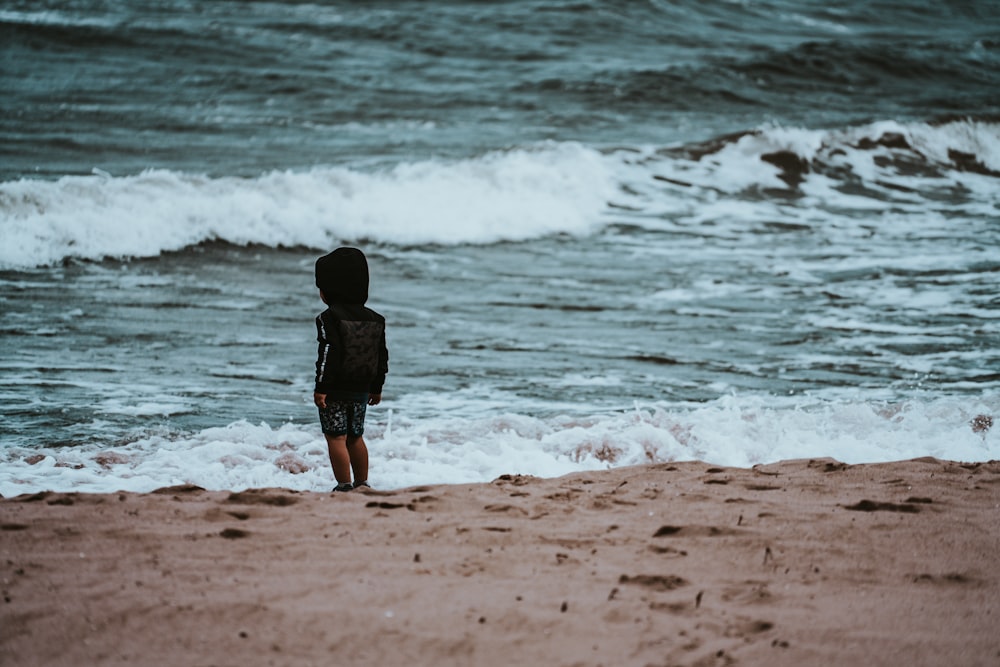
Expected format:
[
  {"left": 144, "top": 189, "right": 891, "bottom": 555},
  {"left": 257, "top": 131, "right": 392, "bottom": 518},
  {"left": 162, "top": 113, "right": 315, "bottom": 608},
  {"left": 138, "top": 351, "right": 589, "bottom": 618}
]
[{"left": 1, "top": 1, "right": 998, "bottom": 495}]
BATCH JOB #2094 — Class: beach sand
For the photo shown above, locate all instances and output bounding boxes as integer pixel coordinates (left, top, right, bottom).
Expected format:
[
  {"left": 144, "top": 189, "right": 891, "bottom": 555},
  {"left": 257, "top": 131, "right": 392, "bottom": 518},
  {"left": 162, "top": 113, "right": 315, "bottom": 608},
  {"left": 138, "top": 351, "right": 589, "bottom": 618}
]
[{"left": 2, "top": 457, "right": 999, "bottom": 667}]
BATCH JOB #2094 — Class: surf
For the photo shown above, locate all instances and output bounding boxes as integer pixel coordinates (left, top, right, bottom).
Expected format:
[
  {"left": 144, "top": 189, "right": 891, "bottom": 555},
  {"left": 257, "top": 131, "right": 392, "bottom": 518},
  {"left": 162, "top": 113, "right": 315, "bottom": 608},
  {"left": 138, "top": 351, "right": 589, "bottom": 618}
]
[
  {"left": 3, "top": 118, "right": 997, "bottom": 270},
  {"left": 0, "top": 143, "right": 614, "bottom": 269},
  {"left": 1, "top": 395, "right": 996, "bottom": 496}
]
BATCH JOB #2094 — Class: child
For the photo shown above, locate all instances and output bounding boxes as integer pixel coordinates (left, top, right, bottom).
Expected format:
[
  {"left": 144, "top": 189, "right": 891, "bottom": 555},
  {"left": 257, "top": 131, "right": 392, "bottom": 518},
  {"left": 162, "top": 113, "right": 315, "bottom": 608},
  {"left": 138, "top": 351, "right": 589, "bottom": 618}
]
[{"left": 313, "top": 247, "right": 389, "bottom": 492}]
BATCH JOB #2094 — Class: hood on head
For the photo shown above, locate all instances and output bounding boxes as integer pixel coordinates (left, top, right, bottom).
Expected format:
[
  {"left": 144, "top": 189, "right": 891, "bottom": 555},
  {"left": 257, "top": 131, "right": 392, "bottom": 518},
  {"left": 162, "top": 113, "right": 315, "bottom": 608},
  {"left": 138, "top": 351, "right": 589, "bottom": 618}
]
[{"left": 315, "top": 247, "right": 369, "bottom": 304}]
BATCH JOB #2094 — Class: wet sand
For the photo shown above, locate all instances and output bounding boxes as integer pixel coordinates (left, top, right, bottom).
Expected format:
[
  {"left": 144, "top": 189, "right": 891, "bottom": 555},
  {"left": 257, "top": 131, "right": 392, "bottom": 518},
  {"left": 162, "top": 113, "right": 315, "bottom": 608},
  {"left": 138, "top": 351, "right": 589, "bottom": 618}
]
[{"left": 2, "top": 457, "right": 999, "bottom": 667}]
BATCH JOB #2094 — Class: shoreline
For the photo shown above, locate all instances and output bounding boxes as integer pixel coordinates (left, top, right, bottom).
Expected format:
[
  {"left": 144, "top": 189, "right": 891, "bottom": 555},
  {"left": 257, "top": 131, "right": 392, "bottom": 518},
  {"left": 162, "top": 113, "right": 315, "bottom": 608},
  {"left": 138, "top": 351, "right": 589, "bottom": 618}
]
[{"left": 3, "top": 457, "right": 999, "bottom": 666}]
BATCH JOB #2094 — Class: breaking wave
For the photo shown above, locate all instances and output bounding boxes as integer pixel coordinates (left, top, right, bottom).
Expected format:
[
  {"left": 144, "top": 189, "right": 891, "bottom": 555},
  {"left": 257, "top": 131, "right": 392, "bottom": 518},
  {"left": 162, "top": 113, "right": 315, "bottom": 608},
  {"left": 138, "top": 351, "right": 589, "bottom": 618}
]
[
  {"left": 1, "top": 395, "right": 996, "bottom": 496},
  {"left": 2, "top": 118, "right": 997, "bottom": 269}
]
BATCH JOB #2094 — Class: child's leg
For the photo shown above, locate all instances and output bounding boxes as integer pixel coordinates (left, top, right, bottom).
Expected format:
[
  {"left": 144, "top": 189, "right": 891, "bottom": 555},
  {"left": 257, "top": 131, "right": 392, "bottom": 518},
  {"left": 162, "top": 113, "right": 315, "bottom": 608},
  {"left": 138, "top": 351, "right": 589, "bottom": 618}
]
[
  {"left": 324, "top": 434, "right": 352, "bottom": 484},
  {"left": 346, "top": 435, "right": 369, "bottom": 484}
]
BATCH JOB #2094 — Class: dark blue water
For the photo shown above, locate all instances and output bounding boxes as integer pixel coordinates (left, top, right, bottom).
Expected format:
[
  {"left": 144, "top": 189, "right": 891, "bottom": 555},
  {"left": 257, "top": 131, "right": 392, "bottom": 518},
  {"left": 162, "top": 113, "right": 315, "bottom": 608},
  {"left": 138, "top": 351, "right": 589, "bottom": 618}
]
[{"left": 3, "top": 0, "right": 998, "bottom": 180}]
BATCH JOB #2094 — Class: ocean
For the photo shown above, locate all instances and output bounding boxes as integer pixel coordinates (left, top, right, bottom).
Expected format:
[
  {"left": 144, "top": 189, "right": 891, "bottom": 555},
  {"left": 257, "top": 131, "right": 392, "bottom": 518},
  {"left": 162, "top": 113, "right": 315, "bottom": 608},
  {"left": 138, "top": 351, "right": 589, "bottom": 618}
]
[{"left": 2, "top": 0, "right": 998, "bottom": 496}]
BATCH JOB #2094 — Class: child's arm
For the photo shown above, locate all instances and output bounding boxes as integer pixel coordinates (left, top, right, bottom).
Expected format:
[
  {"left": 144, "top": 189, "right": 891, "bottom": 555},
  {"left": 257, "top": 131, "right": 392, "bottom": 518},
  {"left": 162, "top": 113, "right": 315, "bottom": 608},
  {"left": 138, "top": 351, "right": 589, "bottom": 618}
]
[
  {"left": 366, "top": 327, "right": 388, "bottom": 407},
  {"left": 314, "top": 313, "right": 336, "bottom": 406}
]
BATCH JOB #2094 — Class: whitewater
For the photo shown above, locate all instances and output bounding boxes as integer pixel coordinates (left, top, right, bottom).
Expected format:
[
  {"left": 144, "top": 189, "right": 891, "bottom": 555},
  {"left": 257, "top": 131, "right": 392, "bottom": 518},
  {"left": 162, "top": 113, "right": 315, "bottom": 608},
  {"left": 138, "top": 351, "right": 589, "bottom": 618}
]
[
  {"left": 3, "top": 120, "right": 998, "bottom": 269},
  {"left": 2, "top": 397, "right": 997, "bottom": 497}
]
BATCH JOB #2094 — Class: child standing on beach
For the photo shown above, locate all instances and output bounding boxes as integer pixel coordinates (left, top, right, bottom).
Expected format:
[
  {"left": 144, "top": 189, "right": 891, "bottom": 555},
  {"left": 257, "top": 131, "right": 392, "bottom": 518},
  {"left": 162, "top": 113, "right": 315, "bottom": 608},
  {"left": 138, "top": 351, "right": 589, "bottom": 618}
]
[{"left": 313, "top": 247, "right": 389, "bottom": 492}]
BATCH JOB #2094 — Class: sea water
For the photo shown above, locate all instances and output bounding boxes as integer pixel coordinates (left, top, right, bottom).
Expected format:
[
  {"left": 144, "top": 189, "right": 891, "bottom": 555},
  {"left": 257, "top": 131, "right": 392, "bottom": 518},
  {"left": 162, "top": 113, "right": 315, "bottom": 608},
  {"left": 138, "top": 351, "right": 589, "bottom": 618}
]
[{"left": 1, "top": 1, "right": 998, "bottom": 495}]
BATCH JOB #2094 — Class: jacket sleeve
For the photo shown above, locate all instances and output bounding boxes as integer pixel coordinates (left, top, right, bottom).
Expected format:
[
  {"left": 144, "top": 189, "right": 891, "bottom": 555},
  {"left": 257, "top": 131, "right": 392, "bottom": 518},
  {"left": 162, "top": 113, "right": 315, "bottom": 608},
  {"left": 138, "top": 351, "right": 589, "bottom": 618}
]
[
  {"left": 369, "top": 327, "right": 389, "bottom": 395},
  {"left": 315, "top": 314, "right": 337, "bottom": 392}
]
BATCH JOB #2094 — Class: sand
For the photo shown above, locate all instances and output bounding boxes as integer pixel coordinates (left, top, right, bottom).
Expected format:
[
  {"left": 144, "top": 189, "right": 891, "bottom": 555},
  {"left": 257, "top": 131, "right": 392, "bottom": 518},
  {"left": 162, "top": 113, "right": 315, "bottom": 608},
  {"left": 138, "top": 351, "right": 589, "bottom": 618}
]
[{"left": 2, "top": 457, "right": 999, "bottom": 667}]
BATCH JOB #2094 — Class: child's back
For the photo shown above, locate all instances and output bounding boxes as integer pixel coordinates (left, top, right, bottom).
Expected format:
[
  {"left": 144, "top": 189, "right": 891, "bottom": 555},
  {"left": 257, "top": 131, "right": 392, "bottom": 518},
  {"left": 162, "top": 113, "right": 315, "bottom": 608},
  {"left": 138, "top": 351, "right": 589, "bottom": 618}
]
[{"left": 312, "top": 247, "right": 389, "bottom": 492}]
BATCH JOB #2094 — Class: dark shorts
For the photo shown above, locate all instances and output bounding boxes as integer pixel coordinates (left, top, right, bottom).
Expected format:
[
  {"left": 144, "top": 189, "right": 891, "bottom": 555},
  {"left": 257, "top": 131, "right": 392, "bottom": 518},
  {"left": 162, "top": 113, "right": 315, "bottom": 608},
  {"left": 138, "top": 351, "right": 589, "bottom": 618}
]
[{"left": 318, "top": 400, "right": 367, "bottom": 437}]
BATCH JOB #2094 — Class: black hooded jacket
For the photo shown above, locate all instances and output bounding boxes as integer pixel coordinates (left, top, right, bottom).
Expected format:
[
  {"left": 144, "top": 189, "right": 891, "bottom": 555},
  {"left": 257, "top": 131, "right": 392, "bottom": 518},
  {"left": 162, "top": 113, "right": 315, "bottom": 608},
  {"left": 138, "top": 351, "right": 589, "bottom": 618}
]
[{"left": 314, "top": 248, "right": 388, "bottom": 399}]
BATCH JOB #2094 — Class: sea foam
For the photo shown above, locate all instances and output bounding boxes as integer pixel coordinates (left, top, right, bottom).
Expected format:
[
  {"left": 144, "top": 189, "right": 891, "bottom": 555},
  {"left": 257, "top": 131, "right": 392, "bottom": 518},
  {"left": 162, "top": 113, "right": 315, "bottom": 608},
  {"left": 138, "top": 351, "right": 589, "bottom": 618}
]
[
  {"left": 1, "top": 396, "right": 996, "bottom": 497},
  {"left": 0, "top": 142, "right": 614, "bottom": 268},
  {"left": 3, "top": 119, "right": 997, "bottom": 270}
]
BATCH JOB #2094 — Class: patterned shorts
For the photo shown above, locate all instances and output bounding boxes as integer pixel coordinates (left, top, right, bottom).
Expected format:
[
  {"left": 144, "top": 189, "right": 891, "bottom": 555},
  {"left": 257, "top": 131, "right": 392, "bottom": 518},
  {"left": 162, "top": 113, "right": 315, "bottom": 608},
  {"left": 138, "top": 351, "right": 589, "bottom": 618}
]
[{"left": 318, "top": 400, "right": 367, "bottom": 437}]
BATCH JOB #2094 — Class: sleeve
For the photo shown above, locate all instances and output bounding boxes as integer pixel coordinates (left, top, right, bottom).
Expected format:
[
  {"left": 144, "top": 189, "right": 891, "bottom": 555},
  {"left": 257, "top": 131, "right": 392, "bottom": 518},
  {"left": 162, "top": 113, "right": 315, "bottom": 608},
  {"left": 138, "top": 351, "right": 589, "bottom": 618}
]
[
  {"left": 315, "top": 314, "right": 336, "bottom": 392},
  {"left": 369, "top": 326, "right": 389, "bottom": 395}
]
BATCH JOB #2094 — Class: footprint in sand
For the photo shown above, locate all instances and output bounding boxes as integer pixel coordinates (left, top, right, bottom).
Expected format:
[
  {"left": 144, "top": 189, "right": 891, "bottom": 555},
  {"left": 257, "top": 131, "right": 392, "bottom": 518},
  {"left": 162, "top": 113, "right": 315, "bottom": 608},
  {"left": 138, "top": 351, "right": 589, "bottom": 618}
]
[
  {"left": 648, "top": 600, "right": 692, "bottom": 614},
  {"left": 843, "top": 499, "right": 920, "bottom": 513},
  {"left": 653, "top": 525, "right": 740, "bottom": 537},
  {"left": 483, "top": 503, "right": 528, "bottom": 516},
  {"left": 365, "top": 501, "right": 410, "bottom": 510},
  {"left": 911, "top": 572, "right": 973, "bottom": 584},
  {"left": 724, "top": 619, "right": 775, "bottom": 638},
  {"left": 618, "top": 574, "right": 687, "bottom": 591},
  {"left": 219, "top": 528, "right": 250, "bottom": 539},
  {"left": 226, "top": 490, "right": 299, "bottom": 507},
  {"left": 648, "top": 545, "right": 688, "bottom": 557}
]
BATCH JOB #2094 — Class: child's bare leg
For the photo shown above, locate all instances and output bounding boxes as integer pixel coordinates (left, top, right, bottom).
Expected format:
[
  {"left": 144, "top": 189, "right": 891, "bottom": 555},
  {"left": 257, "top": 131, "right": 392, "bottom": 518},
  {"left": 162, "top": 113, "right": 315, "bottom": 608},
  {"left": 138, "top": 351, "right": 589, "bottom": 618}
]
[
  {"left": 325, "top": 434, "right": 352, "bottom": 484},
  {"left": 346, "top": 435, "right": 369, "bottom": 484}
]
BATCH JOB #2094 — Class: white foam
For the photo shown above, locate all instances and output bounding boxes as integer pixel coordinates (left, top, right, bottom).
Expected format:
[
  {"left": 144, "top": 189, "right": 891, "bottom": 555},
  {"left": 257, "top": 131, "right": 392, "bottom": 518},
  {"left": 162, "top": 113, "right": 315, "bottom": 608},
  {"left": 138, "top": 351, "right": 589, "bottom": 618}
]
[
  {"left": 95, "top": 400, "right": 195, "bottom": 417},
  {"left": 607, "top": 118, "right": 1000, "bottom": 228},
  {"left": 1, "top": 395, "right": 995, "bottom": 497},
  {"left": 3, "top": 120, "right": 996, "bottom": 269},
  {"left": 0, "top": 9, "right": 119, "bottom": 29},
  {"left": 0, "top": 143, "right": 614, "bottom": 268}
]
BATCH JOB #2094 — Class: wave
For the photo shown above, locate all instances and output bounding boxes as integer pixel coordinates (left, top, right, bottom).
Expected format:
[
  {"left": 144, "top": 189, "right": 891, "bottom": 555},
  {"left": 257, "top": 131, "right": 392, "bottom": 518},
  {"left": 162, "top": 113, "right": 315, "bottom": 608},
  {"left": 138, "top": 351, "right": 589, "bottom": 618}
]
[
  {"left": 607, "top": 117, "right": 1000, "bottom": 215},
  {"left": 1, "top": 396, "right": 995, "bottom": 496},
  {"left": 0, "top": 9, "right": 120, "bottom": 31},
  {"left": 2, "top": 119, "right": 997, "bottom": 269},
  {"left": 0, "top": 143, "right": 614, "bottom": 268}
]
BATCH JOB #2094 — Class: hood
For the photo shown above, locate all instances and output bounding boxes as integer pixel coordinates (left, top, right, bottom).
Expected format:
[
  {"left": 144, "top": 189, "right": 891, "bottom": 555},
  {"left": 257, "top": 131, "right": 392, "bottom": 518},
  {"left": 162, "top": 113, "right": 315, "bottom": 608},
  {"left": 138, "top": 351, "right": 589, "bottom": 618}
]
[{"left": 315, "top": 247, "right": 369, "bottom": 304}]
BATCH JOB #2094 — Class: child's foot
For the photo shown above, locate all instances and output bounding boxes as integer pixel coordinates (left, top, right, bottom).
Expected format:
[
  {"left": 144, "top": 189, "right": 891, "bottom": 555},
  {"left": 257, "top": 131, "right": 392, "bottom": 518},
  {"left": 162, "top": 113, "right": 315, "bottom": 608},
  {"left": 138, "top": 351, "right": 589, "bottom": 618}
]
[
  {"left": 352, "top": 480, "right": 371, "bottom": 490},
  {"left": 332, "top": 482, "right": 354, "bottom": 493}
]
